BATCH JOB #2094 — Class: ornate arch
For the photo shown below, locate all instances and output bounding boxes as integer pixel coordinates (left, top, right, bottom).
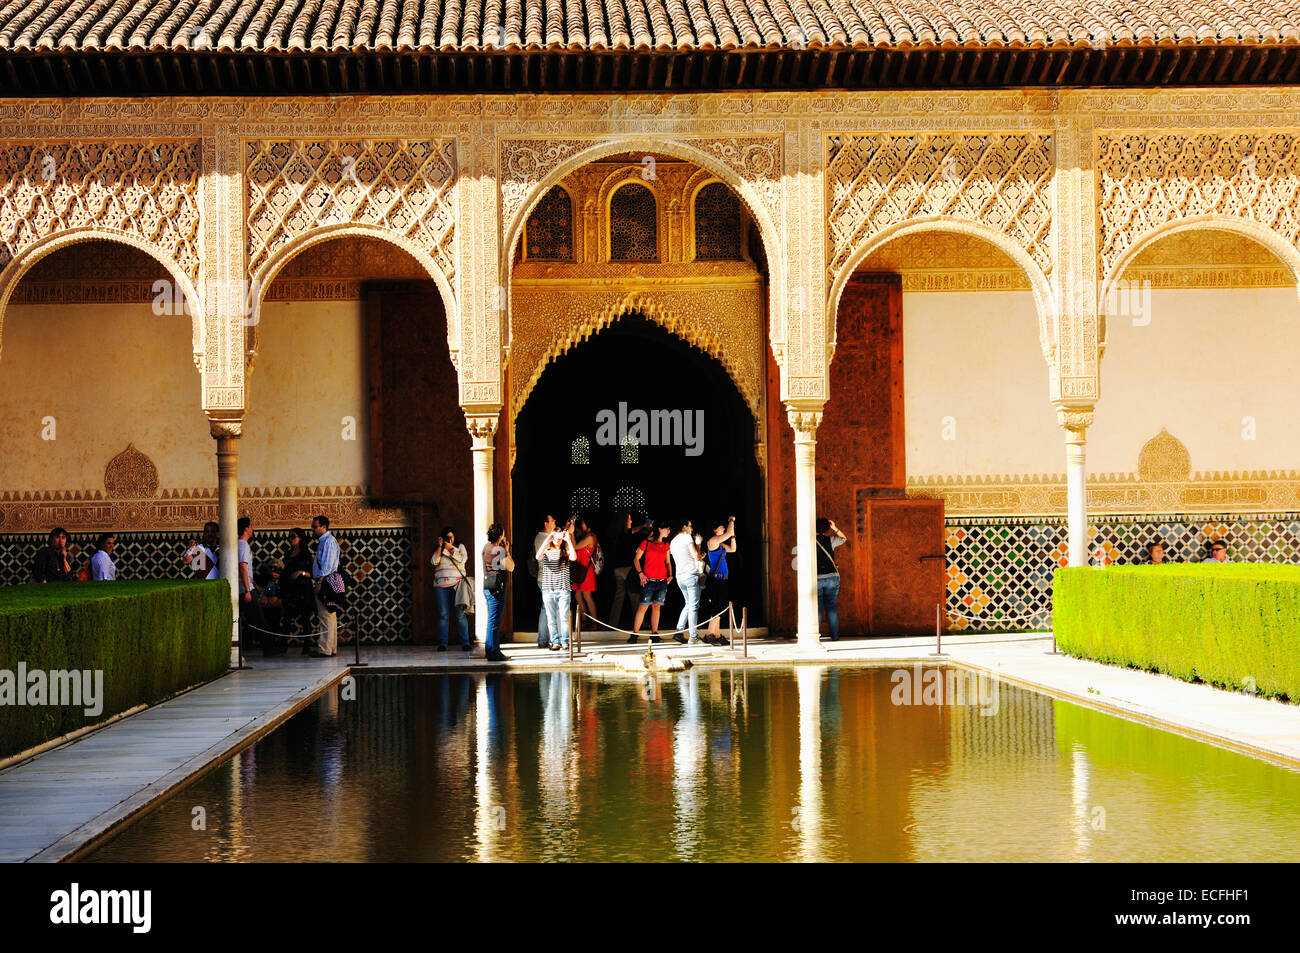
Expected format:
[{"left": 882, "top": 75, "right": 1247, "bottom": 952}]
[
  {"left": 512, "top": 292, "right": 762, "bottom": 430},
  {"left": 603, "top": 177, "right": 662, "bottom": 262},
  {"left": 0, "top": 228, "right": 203, "bottom": 369},
  {"left": 247, "top": 222, "right": 457, "bottom": 364},
  {"left": 500, "top": 136, "right": 785, "bottom": 363},
  {"left": 1102, "top": 214, "right": 1300, "bottom": 309},
  {"left": 827, "top": 217, "right": 1056, "bottom": 360}
]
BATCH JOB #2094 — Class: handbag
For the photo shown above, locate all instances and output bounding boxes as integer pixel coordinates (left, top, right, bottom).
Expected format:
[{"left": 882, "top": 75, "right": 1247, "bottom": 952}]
[{"left": 590, "top": 541, "right": 605, "bottom": 576}]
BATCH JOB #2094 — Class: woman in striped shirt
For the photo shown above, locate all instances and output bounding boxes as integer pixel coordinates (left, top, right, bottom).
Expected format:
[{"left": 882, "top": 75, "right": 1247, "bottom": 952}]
[
  {"left": 432, "top": 526, "right": 471, "bottom": 651},
  {"left": 535, "top": 518, "right": 577, "bottom": 651}
]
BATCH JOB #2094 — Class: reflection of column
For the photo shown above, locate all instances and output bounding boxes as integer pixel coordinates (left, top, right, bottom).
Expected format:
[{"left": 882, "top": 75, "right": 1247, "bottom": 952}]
[
  {"left": 467, "top": 414, "right": 498, "bottom": 644},
  {"left": 210, "top": 416, "right": 242, "bottom": 665},
  {"left": 1059, "top": 410, "right": 1093, "bottom": 567},
  {"left": 538, "top": 671, "right": 573, "bottom": 828},
  {"left": 473, "top": 676, "right": 500, "bottom": 861},
  {"left": 788, "top": 407, "right": 824, "bottom": 649},
  {"left": 671, "top": 669, "right": 703, "bottom": 860},
  {"left": 1071, "top": 748, "right": 1091, "bottom": 861},
  {"left": 796, "top": 665, "right": 824, "bottom": 861}
]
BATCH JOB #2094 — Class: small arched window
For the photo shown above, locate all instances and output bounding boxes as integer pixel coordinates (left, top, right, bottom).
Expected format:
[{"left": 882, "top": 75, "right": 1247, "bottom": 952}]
[
  {"left": 613, "top": 486, "right": 647, "bottom": 512},
  {"left": 620, "top": 434, "right": 639, "bottom": 464},
  {"left": 525, "top": 187, "right": 574, "bottom": 260},
  {"left": 570, "top": 436, "right": 590, "bottom": 465},
  {"left": 570, "top": 487, "right": 600, "bottom": 513},
  {"left": 694, "top": 182, "right": 743, "bottom": 260},
  {"left": 610, "top": 183, "right": 657, "bottom": 261}
]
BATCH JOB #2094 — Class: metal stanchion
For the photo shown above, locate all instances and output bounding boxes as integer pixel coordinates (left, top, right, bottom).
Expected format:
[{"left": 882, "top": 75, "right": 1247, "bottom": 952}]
[
  {"left": 576, "top": 605, "right": 582, "bottom": 655},
  {"left": 728, "top": 603, "right": 735, "bottom": 651},
  {"left": 741, "top": 606, "right": 748, "bottom": 658},
  {"left": 930, "top": 602, "right": 948, "bottom": 657},
  {"left": 352, "top": 614, "right": 368, "bottom": 667},
  {"left": 569, "top": 607, "right": 576, "bottom": 661}
]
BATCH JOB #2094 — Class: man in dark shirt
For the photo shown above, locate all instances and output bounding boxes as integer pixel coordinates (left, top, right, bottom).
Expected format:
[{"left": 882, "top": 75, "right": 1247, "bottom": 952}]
[
  {"left": 33, "top": 527, "right": 75, "bottom": 583},
  {"left": 607, "top": 511, "right": 651, "bottom": 628}
]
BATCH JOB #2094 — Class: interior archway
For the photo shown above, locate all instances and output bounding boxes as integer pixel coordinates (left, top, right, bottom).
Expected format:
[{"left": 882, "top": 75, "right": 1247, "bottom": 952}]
[{"left": 512, "top": 312, "right": 764, "bottom": 632}]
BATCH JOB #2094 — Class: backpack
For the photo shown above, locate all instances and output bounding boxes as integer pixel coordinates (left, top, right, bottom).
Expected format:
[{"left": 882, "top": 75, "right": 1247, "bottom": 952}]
[{"left": 590, "top": 541, "right": 605, "bottom": 576}]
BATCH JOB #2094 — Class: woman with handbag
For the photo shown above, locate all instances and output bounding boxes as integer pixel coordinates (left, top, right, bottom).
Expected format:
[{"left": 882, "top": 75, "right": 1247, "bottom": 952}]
[
  {"left": 432, "top": 526, "right": 472, "bottom": 651},
  {"left": 481, "top": 524, "right": 515, "bottom": 663},
  {"left": 569, "top": 515, "right": 600, "bottom": 632}
]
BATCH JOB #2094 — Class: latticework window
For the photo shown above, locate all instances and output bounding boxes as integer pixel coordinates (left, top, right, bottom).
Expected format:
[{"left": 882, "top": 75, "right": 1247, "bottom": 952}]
[
  {"left": 570, "top": 436, "right": 590, "bottom": 465},
  {"left": 613, "top": 486, "right": 647, "bottom": 513},
  {"left": 570, "top": 487, "right": 600, "bottom": 513},
  {"left": 694, "top": 182, "right": 743, "bottom": 260},
  {"left": 525, "top": 187, "right": 574, "bottom": 260},
  {"left": 620, "top": 434, "right": 639, "bottom": 464},
  {"left": 610, "top": 184, "right": 657, "bottom": 261}
]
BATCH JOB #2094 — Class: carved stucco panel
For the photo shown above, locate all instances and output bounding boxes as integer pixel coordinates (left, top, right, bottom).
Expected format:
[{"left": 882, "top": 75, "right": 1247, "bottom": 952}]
[
  {"left": 1097, "top": 131, "right": 1300, "bottom": 278},
  {"left": 825, "top": 132, "right": 1055, "bottom": 283}
]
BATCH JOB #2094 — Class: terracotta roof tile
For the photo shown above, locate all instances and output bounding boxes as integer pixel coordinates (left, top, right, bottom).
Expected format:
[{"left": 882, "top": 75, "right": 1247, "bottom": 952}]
[{"left": 0, "top": 0, "right": 1296, "bottom": 55}]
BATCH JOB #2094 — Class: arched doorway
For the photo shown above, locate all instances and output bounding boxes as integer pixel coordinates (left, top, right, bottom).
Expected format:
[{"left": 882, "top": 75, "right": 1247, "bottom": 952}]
[{"left": 512, "top": 312, "right": 764, "bottom": 633}]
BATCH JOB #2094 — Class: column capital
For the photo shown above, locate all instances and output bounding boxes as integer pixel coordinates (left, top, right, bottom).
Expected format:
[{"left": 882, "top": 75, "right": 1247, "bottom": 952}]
[
  {"left": 465, "top": 412, "right": 499, "bottom": 449},
  {"left": 785, "top": 402, "right": 824, "bottom": 437},
  {"left": 1054, "top": 405, "right": 1094, "bottom": 436},
  {"left": 207, "top": 414, "right": 244, "bottom": 440}
]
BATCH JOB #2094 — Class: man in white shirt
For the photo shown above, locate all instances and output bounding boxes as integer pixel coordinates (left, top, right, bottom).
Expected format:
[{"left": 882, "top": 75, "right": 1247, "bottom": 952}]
[
  {"left": 184, "top": 521, "right": 220, "bottom": 580},
  {"left": 670, "top": 519, "right": 703, "bottom": 645},
  {"left": 90, "top": 533, "right": 117, "bottom": 581}
]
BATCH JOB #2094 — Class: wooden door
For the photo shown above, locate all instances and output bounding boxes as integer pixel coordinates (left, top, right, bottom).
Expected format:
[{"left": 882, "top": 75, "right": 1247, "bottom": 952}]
[{"left": 862, "top": 498, "right": 946, "bottom": 636}]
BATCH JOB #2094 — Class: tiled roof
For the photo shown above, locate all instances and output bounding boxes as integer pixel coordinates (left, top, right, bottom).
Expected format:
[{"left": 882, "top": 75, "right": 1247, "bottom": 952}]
[{"left": 0, "top": 0, "right": 1295, "bottom": 54}]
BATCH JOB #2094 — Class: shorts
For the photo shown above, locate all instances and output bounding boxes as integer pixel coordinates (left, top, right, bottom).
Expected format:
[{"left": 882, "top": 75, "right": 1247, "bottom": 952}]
[{"left": 639, "top": 578, "right": 668, "bottom": 606}]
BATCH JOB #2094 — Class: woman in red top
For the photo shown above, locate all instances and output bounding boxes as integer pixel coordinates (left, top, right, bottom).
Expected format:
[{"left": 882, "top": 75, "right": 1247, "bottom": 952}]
[
  {"left": 570, "top": 516, "right": 599, "bottom": 629},
  {"left": 629, "top": 522, "right": 672, "bottom": 643}
]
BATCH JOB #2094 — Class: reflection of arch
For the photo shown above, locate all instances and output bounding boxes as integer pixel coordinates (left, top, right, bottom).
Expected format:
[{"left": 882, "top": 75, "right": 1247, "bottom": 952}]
[
  {"left": 0, "top": 228, "right": 202, "bottom": 369},
  {"left": 502, "top": 137, "right": 784, "bottom": 364},
  {"left": 514, "top": 295, "right": 762, "bottom": 430},
  {"left": 827, "top": 217, "right": 1055, "bottom": 359},
  {"left": 248, "top": 222, "right": 457, "bottom": 359},
  {"left": 1102, "top": 215, "right": 1300, "bottom": 309}
]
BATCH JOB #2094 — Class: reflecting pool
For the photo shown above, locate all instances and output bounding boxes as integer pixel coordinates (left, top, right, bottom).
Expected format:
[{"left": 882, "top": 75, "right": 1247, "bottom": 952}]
[{"left": 84, "top": 666, "right": 1300, "bottom": 862}]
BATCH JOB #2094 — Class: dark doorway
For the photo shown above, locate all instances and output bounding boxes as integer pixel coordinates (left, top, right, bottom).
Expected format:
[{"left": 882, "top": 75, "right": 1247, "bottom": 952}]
[{"left": 512, "top": 313, "right": 764, "bottom": 634}]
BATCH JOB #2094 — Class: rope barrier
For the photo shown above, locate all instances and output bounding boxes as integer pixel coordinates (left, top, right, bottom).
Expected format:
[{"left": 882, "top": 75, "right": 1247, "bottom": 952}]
[
  {"left": 944, "top": 606, "right": 1049, "bottom": 626},
  {"left": 578, "top": 604, "right": 731, "bottom": 638},
  {"left": 242, "top": 621, "right": 331, "bottom": 640}
]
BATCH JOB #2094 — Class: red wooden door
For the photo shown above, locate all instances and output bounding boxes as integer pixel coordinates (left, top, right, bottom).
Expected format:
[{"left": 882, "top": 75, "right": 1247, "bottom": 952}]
[{"left": 862, "top": 498, "right": 946, "bottom": 636}]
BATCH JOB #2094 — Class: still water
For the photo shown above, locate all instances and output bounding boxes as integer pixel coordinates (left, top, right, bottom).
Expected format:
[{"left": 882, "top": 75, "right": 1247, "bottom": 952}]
[{"left": 84, "top": 666, "right": 1300, "bottom": 862}]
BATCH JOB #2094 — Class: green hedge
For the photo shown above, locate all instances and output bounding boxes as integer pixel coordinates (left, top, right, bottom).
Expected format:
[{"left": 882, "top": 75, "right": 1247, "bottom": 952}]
[
  {"left": 0, "top": 580, "right": 232, "bottom": 759},
  {"left": 1054, "top": 565, "right": 1300, "bottom": 701}
]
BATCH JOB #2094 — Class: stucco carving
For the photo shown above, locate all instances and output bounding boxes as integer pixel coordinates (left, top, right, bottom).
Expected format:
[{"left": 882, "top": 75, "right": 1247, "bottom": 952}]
[
  {"left": 825, "top": 133, "right": 1054, "bottom": 284},
  {"left": 245, "top": 138, "right": 457, "bottom": 283},
  {"left": 1097, "top": 132, "right": 1300, "bottom": 279},
  {"left": 0, "top": 140, "right": 201, "bottom": 283},
  {"left": 104, "top": 444, "right": 160, "bottom": 499}
]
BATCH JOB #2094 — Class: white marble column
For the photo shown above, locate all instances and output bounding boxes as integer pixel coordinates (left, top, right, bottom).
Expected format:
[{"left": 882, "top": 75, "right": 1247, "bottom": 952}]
[
  {"left": 788, "top": 407, "right": 824, "bottom": 650},
  {"left": 1059, "top": 410, "right": 1093, "bottom": 568},
  {"left": 210, "top": 416, "right": 242, "bottom": 665},
  {"left": 467, "top": 413, "right": 498, "bottom": 645}
]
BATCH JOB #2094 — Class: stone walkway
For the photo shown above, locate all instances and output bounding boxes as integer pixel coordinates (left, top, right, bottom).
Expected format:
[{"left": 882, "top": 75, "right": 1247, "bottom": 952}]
[{"left": 2, "top": 629, "right": 1298, "bottom": 862}]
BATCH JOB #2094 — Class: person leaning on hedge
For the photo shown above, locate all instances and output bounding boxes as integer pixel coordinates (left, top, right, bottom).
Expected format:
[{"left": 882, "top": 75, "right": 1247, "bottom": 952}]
[{"left": 32, "top": 527, "right": 75, "bottom": 583}]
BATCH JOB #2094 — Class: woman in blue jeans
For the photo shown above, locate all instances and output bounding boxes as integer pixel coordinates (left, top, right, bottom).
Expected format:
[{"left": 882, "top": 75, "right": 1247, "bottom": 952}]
[
  {"left": 432, "top": 526, "right": 471, "bottom": 650},
  {"left": 481, "top": 524, "right": 515, "bottom": 662},
  {"left": 535, "top": 519, "right": 577, "bottom": 651}
]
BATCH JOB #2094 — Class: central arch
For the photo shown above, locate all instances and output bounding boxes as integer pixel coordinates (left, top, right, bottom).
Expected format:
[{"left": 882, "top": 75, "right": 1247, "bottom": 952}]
[{"left": 512, "top": 312, "right": 766, "bottom": 632}]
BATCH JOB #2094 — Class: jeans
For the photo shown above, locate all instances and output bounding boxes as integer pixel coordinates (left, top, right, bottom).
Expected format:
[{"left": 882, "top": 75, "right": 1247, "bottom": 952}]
[
  {"left": 817, "top": 575, "right": 841, "bottom": 640},
  {"left": 639, "top": 578, "right": 668, "bottom": 605},
  {"left": 675, "top": 575, "right": 701, "bottom": 641},
  {"left": 435, "top": 584, "right": 470, "bottom": 647},
  {"left": 536, "top": 579, "right": 551, "bottom": 647},
  {"left": 541, "top": 588, "right": 571, "bottom": 648},
  {"left": 484, "top": 588, "right": 504, "bottom": 655}
]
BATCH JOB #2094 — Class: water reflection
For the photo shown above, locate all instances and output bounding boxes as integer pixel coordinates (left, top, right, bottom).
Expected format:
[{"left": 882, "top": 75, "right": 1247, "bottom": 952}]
[{"left": 85, "top": 667, "right": 1300, "bottom": 863}]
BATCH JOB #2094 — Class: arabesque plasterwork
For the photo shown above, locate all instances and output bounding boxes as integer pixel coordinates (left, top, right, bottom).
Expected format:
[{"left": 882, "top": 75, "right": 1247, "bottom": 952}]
[{"left": 0, "top": 88, "right": 1296, "bottom": 506}]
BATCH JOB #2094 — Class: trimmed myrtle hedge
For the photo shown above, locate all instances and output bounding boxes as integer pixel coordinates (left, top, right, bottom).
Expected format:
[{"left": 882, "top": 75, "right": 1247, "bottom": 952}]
[
  {"left": 1054, "top": 564, "right": 1300, "bottom": 701},
  {"left": 0, "top": 580, "right": 231, "bottom": 759}
]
